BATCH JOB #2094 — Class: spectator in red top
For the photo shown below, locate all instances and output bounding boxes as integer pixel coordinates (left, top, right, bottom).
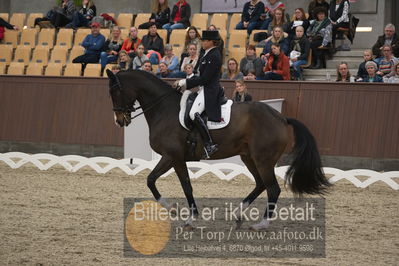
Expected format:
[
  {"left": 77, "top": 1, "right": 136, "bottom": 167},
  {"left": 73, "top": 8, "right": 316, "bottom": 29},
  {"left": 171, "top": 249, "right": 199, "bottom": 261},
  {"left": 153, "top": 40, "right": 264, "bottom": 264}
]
[
  {"left": 263, "top": 43, "right": 290, "bottom": 80},
  {"left": 121, "top": 26, "right": 142, "bottom": 58},
  {"left": 162, "top": 0, "right": 191, "bottom": 33}
]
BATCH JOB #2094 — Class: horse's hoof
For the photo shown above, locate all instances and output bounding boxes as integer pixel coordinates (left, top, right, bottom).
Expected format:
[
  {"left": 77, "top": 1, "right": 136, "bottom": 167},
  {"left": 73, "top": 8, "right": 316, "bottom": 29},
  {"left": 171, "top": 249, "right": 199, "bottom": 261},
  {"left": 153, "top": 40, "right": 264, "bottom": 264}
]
[
  {"left": 183, "top": 224, "right": 194, "bottom": 231},
  {"left": 249, "top": 219, "right": 270, "bottom": 231}
]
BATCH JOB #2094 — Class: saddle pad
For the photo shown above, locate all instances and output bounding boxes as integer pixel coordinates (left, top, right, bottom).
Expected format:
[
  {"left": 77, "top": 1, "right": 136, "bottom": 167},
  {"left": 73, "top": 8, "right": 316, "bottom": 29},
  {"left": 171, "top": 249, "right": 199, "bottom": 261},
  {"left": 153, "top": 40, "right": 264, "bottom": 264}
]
[{"left": 179, "top": 90, "right": 233, "bottom": 130}]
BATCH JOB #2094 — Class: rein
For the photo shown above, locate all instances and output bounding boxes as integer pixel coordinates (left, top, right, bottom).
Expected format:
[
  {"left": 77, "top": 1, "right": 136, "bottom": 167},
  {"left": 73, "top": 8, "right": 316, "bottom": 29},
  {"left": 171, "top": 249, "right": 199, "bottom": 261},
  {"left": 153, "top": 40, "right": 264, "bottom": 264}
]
[{"left": 129, "top": 90, "right": 176, "bottom": 120}]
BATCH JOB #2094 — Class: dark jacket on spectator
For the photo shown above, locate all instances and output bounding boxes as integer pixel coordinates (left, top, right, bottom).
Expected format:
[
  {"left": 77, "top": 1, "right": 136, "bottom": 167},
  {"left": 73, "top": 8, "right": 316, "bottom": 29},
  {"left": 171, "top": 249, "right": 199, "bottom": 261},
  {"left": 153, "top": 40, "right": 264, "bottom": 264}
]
[
  {"left": 240, "top": 56, "right": 264, "bottom": 77},
  {"left": 308, "top": 1, "right": 330, "bottom": 20},
  {"left": 262, "top": 37, "right": 290, "bottom": 56},
  {"left": 170, "top": 1, "right": 191, "bottom": 27},
  {"left": 372, "top": 33, "right": 399, "bottom": 58},
  {"left": 233, "top": 92, "right": 252, "bottom": 102},
  {"left": 78, "top": 5, "right": 96, "bottom": 21},
  {"left": 356, "top": 60, "right": 377, "bottom": 80},
  {"left": 362, "top": 75, "right": 383, "bottom": 83},
  {"left": 329, "top": 0, "right": 349, "bottom": 23},
  {"left": 142, "top": 33, "right": 165, "bottom": 56},
  {"left": 150, "top": 7, "right": 170, "bottom": 28},
  {"left": 103, "top": 39, "right": 123, "bottom": 53},
  {"left": 241, "top": 1, "right": 265, "bottom": 23},
  {"left": 287, "top": 19, "right": 310, "bottom": 39},
  {"left": 289, "top": 36, "right": 310, "bottom": 61},
  {"left": 61, "top": 0, "right": 77, "bottom": 20}
]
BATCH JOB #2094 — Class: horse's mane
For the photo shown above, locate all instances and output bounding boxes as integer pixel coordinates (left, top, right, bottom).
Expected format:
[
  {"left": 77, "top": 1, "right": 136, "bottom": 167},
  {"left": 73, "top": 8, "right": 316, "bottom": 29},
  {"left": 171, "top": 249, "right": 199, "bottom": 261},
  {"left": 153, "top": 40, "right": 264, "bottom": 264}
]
[{"left": 118, "top": 70, "right": 175, "bottom": 92}]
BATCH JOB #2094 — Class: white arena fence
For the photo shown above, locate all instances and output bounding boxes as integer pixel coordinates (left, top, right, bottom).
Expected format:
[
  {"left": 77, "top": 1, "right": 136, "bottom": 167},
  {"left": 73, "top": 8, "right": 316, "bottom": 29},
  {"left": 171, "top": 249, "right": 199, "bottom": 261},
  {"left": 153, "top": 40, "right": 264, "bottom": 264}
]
[{"left": 0, "top": 152, "right": 398, "bottom": 190}]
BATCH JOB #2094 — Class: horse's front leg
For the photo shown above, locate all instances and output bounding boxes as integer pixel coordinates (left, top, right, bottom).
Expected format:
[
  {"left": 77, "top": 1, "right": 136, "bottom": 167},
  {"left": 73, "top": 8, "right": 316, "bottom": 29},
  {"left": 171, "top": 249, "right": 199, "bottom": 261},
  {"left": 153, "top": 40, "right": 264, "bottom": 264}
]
[
  {"left": 174, "top": 161, "right": 199, "bottom": 230},
  {"left": 147, "top": 156, "right": 173, "bottom": 206}
]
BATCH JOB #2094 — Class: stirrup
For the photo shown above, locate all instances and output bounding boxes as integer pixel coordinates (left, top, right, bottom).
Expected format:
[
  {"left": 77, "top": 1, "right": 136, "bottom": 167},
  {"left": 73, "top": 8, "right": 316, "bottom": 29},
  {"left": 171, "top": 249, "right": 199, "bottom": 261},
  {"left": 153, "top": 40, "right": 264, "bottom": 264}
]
[{"left": 202, "top": 144, "right": 218, "bottom": 159}]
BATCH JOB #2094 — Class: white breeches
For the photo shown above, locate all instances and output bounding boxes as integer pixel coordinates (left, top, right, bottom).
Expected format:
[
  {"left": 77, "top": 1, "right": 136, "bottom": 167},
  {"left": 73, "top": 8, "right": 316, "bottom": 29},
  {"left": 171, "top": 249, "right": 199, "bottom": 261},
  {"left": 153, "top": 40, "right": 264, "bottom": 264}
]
[{"left": 189, "top": 87, "right": 205, "bottom": 120}]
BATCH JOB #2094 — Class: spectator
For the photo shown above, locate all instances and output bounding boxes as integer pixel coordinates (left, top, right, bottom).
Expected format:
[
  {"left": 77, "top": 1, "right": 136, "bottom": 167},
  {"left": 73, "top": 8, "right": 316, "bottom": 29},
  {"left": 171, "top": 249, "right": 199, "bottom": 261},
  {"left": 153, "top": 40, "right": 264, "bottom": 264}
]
[
  {"left": 156, "top": 62, "right": 173, "bottom": 78},
  {"left": 263, "top": 43, "right": 290, "bottom": 80},
  {"left": 180, "top": 43, "right": 199, "bottom": 73},
  {"left": 243, "top": 69, "right": 257, "bottom": 80},
  {"left": 308, "top": 0, "right": 329, "bottom": 20},
  {"left": 72, "top": 22, "right": 105, "bottom": 71},
  {"left": 288, "top": 25, "right": 310, "bottom": 80},
  {"left": 117, "top": 50, "right": 132, "bottom": 71},
  {"left": 0, "top": 18, "right": 18, "bottom": 41},
  {"left": 287, "top": 8, "right": 310, "bottom": 40},
  {"left": 240, "top": 45, "right": 264, "bottom": 78},
  {"left": 362, "top": 61, "right": 383, "bottom": 83},
  {"left": 307, "top": 7, "right": 332, "bottom": 69},
  {"left": 336, "top": 61, "right": 351, "bottom": 82},
  {"left": 66, "top": 0, "right": 96, "bottom": 29},
  {"left": 35, "top": 0, "right": 76, "bottom": 28},
  {"left": 162, "top": 0, "right": 191, "bottom": 33},
  {"left": 372, "top": 24, "right": 399, "bottom": 58},
  {"left": 261, "top": 26, "right": 289, "bottom": 55},
  {"left": 267, "top": 8, "right": 289, "bottom": 34},
  {"left": 329, "top": 0, "right": 350, "bottom": 51},
  {"left": 160, "top": 44, "right": 180, "bottom": 73},
  {"left": 141, "top": 60, "right": 153, "bottom": 72},
  {"left": 235, "top": 0, "right": 265, "bottom": 35},
  {"left": 386, "top": 62, "right": 399, "bottom": 83},
  {"left": 100, "top": 26, "right": 123, "bottom": 73},
  {"left": 222, "top": 58, "right": 244, "bottom": 80},
  {"left": 356, "top": 49, "right": 375, "bottom": 81},
  {"left": 111, "top": 64, "right": 121, "bottom": 74},
  {"left": 260, "top": 0, "right": 285, "bottom": 30},
  {"left": 139, "top": 0, "right": 170, "bottom": 29},
  {"left": 121, "top": 27, "right": 142, "bottom": 58},
  {"left": 184, "top": 63, "right": 195, "bottom": 78},
  {"left": 141, "top": 22, "right": 165, "bottom": 64},
  {"left": 375, "top": 45, "right": 399, "bottom": 78},
  {"left": 132, "top": 44, "right": 148, "bottom": 70},
  {"left": 182, "top": 26, "right": 201, "bottom": 57},
  {"left": 232, "top": 79, "right": 252, "bottom": 102}
]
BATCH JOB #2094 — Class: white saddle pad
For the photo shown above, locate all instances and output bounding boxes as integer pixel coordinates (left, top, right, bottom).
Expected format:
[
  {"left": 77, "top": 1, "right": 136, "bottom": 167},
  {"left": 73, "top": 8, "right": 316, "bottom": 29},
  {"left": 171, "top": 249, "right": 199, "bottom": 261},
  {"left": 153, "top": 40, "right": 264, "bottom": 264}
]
[{"left": 179, "top": 90, "right": 233, "bottom": 130}]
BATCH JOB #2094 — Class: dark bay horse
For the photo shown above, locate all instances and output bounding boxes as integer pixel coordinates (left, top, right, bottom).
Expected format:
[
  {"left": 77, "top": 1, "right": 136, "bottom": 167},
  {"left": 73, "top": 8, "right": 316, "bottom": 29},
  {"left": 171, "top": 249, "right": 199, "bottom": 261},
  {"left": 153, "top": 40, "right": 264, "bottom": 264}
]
[{"left": 106, "top": 69, "right": 330, "bottom": 230}]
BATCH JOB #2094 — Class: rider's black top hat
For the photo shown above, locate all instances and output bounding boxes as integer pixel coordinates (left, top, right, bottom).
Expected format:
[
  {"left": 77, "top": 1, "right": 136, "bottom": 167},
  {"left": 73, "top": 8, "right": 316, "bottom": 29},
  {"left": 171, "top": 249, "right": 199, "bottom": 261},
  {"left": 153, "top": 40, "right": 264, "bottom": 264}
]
[{"left": 201, "top": 30, "right": 220, "bottom": 41}]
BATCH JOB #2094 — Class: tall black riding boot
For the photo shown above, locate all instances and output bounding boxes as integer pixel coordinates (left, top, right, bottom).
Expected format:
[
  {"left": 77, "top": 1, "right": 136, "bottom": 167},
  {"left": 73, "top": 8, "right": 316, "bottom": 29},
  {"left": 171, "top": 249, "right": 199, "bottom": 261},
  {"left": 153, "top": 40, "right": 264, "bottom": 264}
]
[{"left": 193, "top": 113, "right": 218, "bottom": 159}]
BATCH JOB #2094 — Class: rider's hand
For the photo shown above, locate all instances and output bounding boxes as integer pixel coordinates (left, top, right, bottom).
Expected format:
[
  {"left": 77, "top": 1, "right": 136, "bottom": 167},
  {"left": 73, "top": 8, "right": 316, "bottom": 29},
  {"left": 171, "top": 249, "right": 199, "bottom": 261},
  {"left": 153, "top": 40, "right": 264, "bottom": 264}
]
[{"left": 173, "top": 79, "right": 187, "bottom": 92}]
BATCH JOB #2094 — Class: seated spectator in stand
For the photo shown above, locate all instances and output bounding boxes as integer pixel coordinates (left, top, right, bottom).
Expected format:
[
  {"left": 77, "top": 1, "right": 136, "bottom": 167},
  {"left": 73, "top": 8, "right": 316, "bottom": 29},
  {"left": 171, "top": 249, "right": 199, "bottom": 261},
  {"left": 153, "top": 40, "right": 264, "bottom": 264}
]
[
  {"left": 162, "top": 0, "right": 191, "bottom": 32},
  {"left": 243, "top": 69, "right": 257, "bottom": 80},
  {"left": 0, "top": 18, "right": 18, "bottom": 41},
  {"left": 235, "top": 0, "right": 265, "bottom": 35},
  {"left": 308, "top": 0, "right": 329, "bottom": 20},
  {"left": 121, "top": 27, "right": 142, "bottom": 59},
  {"left": 183, "top": 63, "right": 195, "bottom": 78},
  {"left": 288, "top": 26, "right": 310, "bottom": 80},
  {"left": 356, "top": 49, "right": 375, "bottom": 81},
  {"left": 372, "top": 24, "right": 399, "bottom": 58},
  {"left": 160, "top": 44, "right": 180, "bottom": 73},
  {"left": 336, "top": 61, "right": 351, "bottom": 82},
  {"left": 181, "top": 26, "right": 201, "bottom": 61},
  {"left": 375, "top": 45, "right": 399, "bottom": 78},
  {"left": 232, "top": 79, "right": 252, "bottom": 102},
  {"left": 260, "top": 26, "right": 289, "bottom": 55},
  {"left": 66, "top": 0, "right": 96, "bottom": 29},
  {"left": 139, "top": 0, "right": 170, "bottom": 29},
  {"left": 142, "top": 22, "right": 165, "bottom": 64},
  {"left": 222, "top": 58, "right": 244, "bottom": 80},
  {"left": 35, "top": 0, "right": 76, "bottom": 28},
  {"left": 72, "top": 22, "right": 105, "bottom": 71},
  {"left": 260, "top": 0, "right": 285, "bottom": 30},
  {"left": 111, "top": 64, "right": 121, "bottom": 74},
  {"left": 117, "top": 50, "right": 133, "bottom": 71},
  {"left": 100, "top": 26, "right": 123, "bottom": 73},
  {"left": 156, "top": 62, "right": 173, "bottom": 78},
  {"left": 287, "top": 8, "right": 310, "bottom": 40},
  {"left": 329, "top": 0, "right": 350, "bottom": 51},
  {"left": 141, "top": 60, "right": 153, "bottom": 72},
  {"left": 307, "top": 7, "right": 332, "bottom": 69},
  {"left": 263, "top": 43, "right": 290, "bottom": 80},
  {"left": 180, "top": 43, "right": 199, "bottom": 73},
  {"left": 266, "top": 8, "right": 289, "bottom": 34},
  {"left": 240, "top": 45, "right": 264, "bottom": 79},
  {"left": 362, "top": 61, "right": 383, "bottom": 83},
  {"left": 132, "top": 44, "right": 148, "bottom": 70},
  {"left": 385, "top": 62, "right": 399, "bottom": 83}
]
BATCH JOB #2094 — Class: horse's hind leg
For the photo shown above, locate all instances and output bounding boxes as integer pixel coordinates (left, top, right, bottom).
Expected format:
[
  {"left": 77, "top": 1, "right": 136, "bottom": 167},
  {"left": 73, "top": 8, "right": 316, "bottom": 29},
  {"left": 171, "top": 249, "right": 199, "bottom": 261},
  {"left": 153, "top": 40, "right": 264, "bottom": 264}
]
[
  {"left": 147, "top": 156, "right": 173, "bottom": 206},
  {"left": 236, "top": 155, "right": 266, "bottom": 229}
]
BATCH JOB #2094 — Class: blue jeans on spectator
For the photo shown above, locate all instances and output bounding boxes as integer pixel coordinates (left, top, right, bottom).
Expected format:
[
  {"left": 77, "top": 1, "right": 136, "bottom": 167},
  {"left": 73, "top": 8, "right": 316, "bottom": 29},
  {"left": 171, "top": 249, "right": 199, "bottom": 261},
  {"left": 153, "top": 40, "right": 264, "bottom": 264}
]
[
  {"left": 259, "top": 18, "right": 272, "bottom": 30},
  {"left": 100, "top": 52, "right": 118, "bottom": 69},
  {"left": 235, "top": 21, "right": 262, "bottom": 35},
  {"left": 162, "top": 22, "right": 185, "bottom": 32},
  {"left": 149, "top": 53, "right": 159, "bottom": 64},
  {"left": 66, "top": 12, "right": 91, "bottom": 29},
  {"left": 291, "top": 59, "right": 307, "bottom": 79},
  {"left": 264, "top": 71, "right": 283, "bottom": 80}
]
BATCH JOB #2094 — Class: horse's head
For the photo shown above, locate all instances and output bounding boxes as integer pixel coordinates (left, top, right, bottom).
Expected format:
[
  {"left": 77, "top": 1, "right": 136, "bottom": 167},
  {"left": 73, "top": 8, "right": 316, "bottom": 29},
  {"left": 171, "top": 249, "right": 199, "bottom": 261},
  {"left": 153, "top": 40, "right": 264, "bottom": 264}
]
[{"left": 106, "top": 69, "right": 137, "bottom": 127}]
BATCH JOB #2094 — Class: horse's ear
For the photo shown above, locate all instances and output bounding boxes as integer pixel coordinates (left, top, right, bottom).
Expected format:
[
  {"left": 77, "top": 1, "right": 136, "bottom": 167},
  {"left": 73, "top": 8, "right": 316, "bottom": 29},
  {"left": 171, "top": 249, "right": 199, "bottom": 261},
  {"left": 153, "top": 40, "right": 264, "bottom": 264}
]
[{"left": 106, "top": 69, "right": 114, "bottom": 79}]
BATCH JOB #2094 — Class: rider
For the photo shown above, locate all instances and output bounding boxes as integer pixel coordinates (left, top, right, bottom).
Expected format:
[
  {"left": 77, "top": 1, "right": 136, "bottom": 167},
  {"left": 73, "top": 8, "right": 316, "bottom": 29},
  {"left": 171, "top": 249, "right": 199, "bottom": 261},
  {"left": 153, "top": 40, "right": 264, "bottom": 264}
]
[{"left": 175, "top": 30, "right": 224, "bottom": 159}]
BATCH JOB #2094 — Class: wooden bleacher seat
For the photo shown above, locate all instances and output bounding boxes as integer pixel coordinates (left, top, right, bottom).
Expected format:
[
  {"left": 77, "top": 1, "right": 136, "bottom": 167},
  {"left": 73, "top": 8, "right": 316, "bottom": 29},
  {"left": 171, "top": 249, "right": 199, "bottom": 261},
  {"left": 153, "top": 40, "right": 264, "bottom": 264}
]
[
  {"left": 31, "top": 45, "right": 50, "bottom": 65},
  {"left": 3, "top": 29, "right": 18, "bottom": 48},
  {"left": 20, "top": 28, "right": 37, "bottom": 48},
  {"left": 300, "top": 50, "right": 313, "bottom": 69},
  {"left": 45, "top": 63, "right": 63, "bottom": 76},
  {"left": 100, "top": 28, "right": 110, "bottom": 39},
  {"left": 50, "top": 45, "right": 68, "bottom": 65},
  {"left": 210, "top": 13, "right": 228, "bottom": 30},
  {"left": 26, "top": 13, "right": 43, "bottom": 28},
  {"left": 13, "top": 45, "right": 31, "bottom": 65},
  {"left": 227, "top": 47, "right": 246, "bottom": 62},
  {"left": 38, "top": 28, "right": 55, "bottom": 48},
  {"left": 56, "top": 28, "right": 73, "bottom": 49},
  {"left": 191, "top": 13, "right": 208, "bottom": 31},
  {"left": 218, "top": 29, "right": 227, "bottom": 44},
  {"left": 134, "top": 13, "right": 151, "bottom": 27},
  {"left": 228, "top": 30, "right": 247, "bottom": 50},
  {"left": 120, "top": 28, "right": 129, "bottom": 39},
  {"left": 169, "top": 29, "right": 187, "bottom": 49},
  {"left": 0, "top": 45, "right": 13, "bottom": 65},
  {"left": 137, "top": 29, "right": 147, "bottom": 40},
  {"left": 26, "top": 62, "right": 44, "bottom": 75},
  {"left": 83, "top": 63, "right": 101, "bottom": 77},
  {"left": 64, "top": 63, "right": 81, "bottom": 76},
  {"left": 69, "top": 46, "right": 85, "bottom": 62},
  {"left": 229, "top": 13, "right": 241, "bottom": 32},
  {"left": 0, "top": 63, "right": 6, "bottom": 75},
  {"left": 74, "top": 28, "right": 91, "bottom": 46},
  {"left": 117, "top": 13, "right": 133, "bottom": 29},
  {"left": 157, "top": 29, "right": 167, "bottom": 45},
  {"left": 7, "top": 62, "right": 25, "bottom": 75},
  {"left": 9, "top": 13, "right": 26, "bottom": 31}
]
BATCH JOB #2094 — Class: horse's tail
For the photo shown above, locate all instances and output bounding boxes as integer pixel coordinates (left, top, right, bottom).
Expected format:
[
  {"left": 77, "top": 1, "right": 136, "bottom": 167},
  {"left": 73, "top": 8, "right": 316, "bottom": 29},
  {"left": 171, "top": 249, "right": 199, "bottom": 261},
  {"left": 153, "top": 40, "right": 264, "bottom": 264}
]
[{"left": 286, "top": 118, "right": 331, "bottom": 195}]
